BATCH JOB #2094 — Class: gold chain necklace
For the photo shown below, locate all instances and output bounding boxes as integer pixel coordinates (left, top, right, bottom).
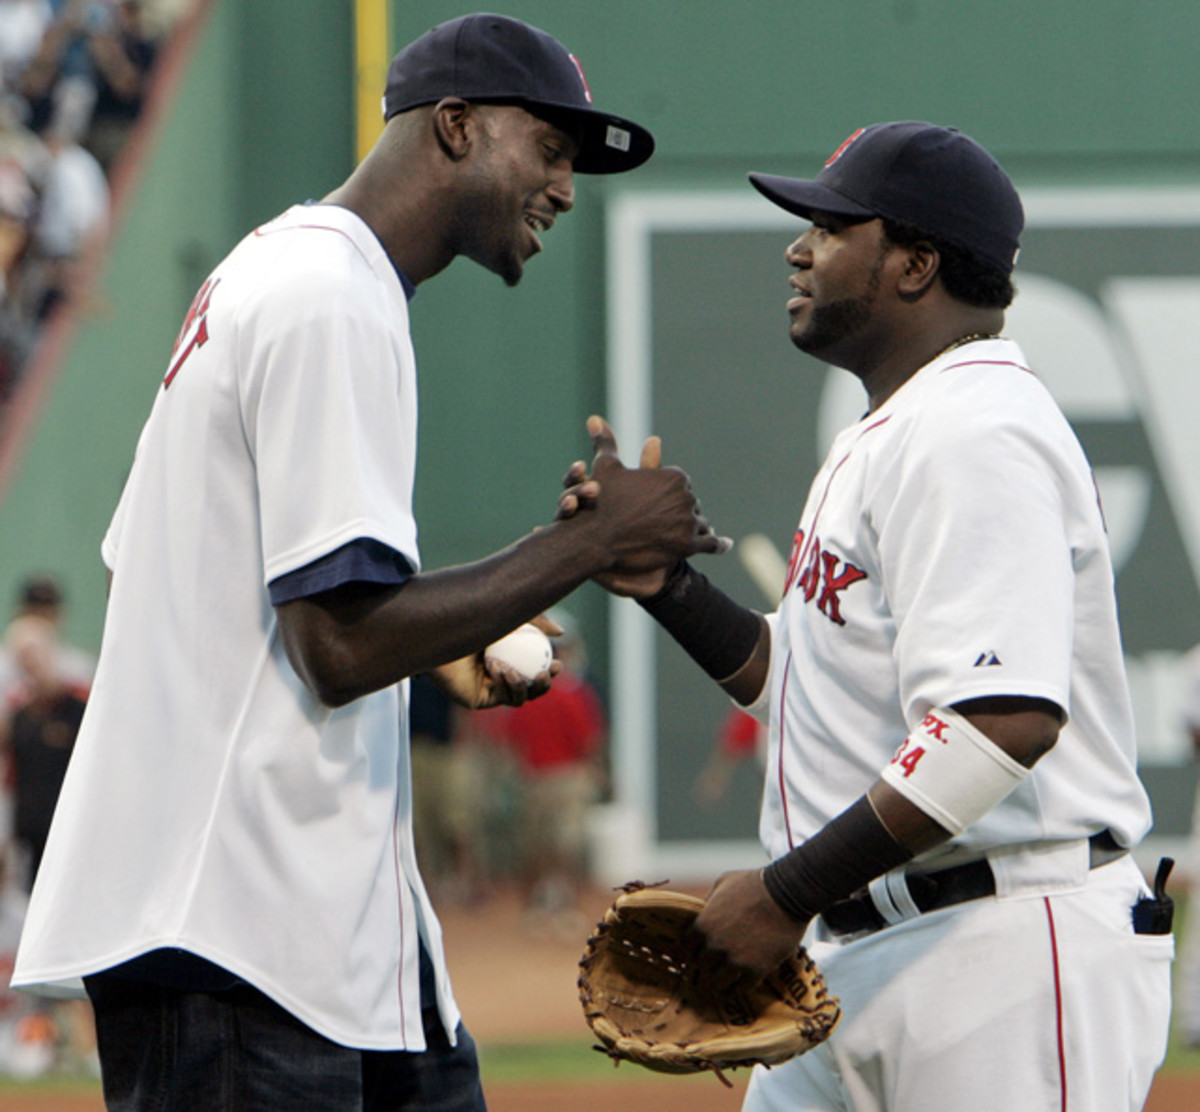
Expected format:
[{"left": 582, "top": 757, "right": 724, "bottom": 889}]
[{"left": 933, "top": 331, "right": 1001, "bottom": 361}]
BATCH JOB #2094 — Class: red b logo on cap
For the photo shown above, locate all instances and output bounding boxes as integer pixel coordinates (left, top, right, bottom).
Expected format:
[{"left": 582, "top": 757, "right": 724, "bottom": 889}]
[
  {"left": 568, "top": 54, "right": 593, "bottom": 103},
  {"left": 825, "top": 128, "right": 866, "bottom": 167}
]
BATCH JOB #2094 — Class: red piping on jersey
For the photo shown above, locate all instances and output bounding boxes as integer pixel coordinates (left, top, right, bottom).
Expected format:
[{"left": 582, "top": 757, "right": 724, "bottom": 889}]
[
  {"left": 778, "top": 415, "right": 891, "bottom": 850},
  {"left": 794, "top": 357, "right": 1025, "bottom": 584},
  {"left": 1044, "top": 898, "right": 1068, "bottom": 1111},
  {"left": 939, "top": 358, "right": 1034, "bottom": 376},
  {"left": 790, "top": 415, "right": 891, "bottom": 595},
  {"left": 393, "top": 801, "right": 409, "bottom": 1043},
  {"left": 777, "top": 651, "right": 795, "bottom": 850}
]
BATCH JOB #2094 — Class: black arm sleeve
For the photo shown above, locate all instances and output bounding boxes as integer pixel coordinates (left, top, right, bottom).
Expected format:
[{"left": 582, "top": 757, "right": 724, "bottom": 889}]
[
  {"left": 637, "top": 560, "right": 762, "bottom": 682},
  {"left": 761, "top": 797, "right": 913, "bottom": 924}
]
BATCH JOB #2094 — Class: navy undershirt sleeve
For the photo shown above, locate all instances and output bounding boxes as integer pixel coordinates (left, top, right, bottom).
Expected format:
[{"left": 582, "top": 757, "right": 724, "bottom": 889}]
[{"left": 268, "top": 538, "right": 415, "bottom": 605}]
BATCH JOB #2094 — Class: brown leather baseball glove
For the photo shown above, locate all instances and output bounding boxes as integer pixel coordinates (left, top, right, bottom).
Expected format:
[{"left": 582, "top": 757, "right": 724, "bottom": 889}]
[{"left": 578, "top": 884, "right": 840, "bottom": 1085}]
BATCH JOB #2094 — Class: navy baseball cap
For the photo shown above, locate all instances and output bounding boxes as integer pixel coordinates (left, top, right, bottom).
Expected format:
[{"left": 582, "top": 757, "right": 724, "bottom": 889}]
[
  {"left": 749, "top": 122, "right": 1024, "bottom": 274},
  {"left": 383, "top": 12, "right": 654, "bottom": 175}
]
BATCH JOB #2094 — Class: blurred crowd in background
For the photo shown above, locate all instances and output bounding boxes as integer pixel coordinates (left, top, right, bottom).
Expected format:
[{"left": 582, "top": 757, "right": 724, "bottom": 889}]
[
  {"left": 0, "top": 572, "right": 94, "bottom": 1078},
  {"left": 0, "top": 0, "right": 193, "bottom": 1074},
  {"left": 0, "top": 0, "right": 193, "bottom": 418},
  {"left": 410, "top": 609, "right": 608, "bottom": 939}
]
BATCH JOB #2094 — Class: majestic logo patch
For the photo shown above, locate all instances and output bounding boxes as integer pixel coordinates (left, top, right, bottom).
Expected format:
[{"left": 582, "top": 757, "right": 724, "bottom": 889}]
[
  {"left": 973, "top": 651, "right": 1003, "bottom": 668},
  {"left": 784, "top": 528, "right": 867, "bottom": 626}
]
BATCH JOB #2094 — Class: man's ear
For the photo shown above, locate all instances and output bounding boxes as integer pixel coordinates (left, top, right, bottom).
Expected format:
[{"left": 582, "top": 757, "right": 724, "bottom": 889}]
[
  {"left": 431, "top": 97, "right": 473, "bottom": 161},
  {"left": 898, "top": 241, "right": 940, "bottom": 297}
]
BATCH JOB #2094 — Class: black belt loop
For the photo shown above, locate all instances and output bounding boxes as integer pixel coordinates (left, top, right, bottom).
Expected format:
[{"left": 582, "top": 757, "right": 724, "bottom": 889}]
[{"left": 821, "top": 830, "right": 1127, "bottom": 938}]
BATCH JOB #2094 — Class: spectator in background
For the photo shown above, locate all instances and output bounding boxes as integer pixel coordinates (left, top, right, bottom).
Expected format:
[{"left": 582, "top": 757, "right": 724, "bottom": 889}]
[
  {"left": 474, "top": 613, "right": 606, "bottom": 925},
  {"left": 0, "top": 0, "right": 173, "bottom": 429},
  {"left": 0, "top": 838, "right": 58, "bottom": 1079},
  {"left": 1176, "top": 643, "right": 1200, "bottom": 1050},
  {"left": 409, "top": 671, "right": 491, "bottom": 907},
  {"left": 21, "top": 107, "right": 108, "bottom": 320},
  {"left": 0, "top": 0, "right": 52, "bottom": 94},
  {"left": 0, "top": 613, "right": 87, "bottom": 889},
  {"left": 409, "top": 672, "right": 455, "bottom": 875},
  {"left": 0, "top": 574, "right": 95, "bottom": 711},
  {"left": 17, "top": 0, "right": 108, "bottom": 137},
  {"left": 693, "top": 704, "right": 767, "bottom": 809},
  {"left": 19, "top": 1, "right": 106, "bottom": 137},
  {"left": 0, "top": 610, "right": 98, "bottom": 1078},
  {"left": 0, "top": 91, "right": 43, "bottom": 397},
  {"left": 18, "top": 0, "right": 158, "bottom": 169},
  {"left": 0, "top": 573, "right": 94, "bottom": 846},
  {"left": 78, "top": 0, "right": 157, "bottom": 172}
]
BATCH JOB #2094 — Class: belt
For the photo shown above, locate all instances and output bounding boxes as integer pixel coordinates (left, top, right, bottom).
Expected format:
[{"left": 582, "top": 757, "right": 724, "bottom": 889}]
[{"left": 821, "top": 830, "right": 1127, "bottom": 938}]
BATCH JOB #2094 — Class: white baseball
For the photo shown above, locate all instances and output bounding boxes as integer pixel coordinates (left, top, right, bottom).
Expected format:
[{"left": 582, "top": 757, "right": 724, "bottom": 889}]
[{"left": 484, "top": 623, "right": 553, "bottom": 681}]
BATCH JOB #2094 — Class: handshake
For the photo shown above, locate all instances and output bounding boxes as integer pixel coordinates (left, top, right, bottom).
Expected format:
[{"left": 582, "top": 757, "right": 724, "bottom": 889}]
[
  {"left": 439, "top": 414, "right": 736, "bottom": 715},
  {"left": 552, "top": 415, "right": 732, "bottom": 599}
]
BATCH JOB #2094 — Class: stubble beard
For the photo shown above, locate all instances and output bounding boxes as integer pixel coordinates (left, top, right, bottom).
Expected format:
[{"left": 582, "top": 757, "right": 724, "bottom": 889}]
[
  {"left": 457, "top": 150, "right": 527, "bottom": 287},
  {"left": 790, "top": 247, "right": 886, "bottom": 358}
]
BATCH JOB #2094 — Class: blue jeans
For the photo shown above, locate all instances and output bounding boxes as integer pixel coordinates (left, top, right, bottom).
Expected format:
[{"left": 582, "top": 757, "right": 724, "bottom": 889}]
[{"left": 84, "top": 974, "right": 488, "bottom": 1112}]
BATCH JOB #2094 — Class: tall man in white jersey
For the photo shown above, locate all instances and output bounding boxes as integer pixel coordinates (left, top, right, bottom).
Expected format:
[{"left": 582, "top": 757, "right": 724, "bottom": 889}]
[
  {"left": 10, "top": 14, "right": 726, "bottom": 1111},
  {"left": 572, "top": 122, "right": 1174, "bottom": 1110}
]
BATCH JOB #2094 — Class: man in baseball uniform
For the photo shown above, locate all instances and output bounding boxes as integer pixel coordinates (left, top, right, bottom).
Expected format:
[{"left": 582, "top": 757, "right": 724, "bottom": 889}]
[
  {"left": 580, "top": 122, "right": 1174, "bottom": 1110},
  {"left": 10, "top": 14, "right": 724, "bottom": 1111}
]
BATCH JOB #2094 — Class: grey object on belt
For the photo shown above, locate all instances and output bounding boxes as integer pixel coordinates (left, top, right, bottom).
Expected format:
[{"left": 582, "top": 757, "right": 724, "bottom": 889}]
[{"left": 820, "top": 830, "right": 1127, "bottom": 937}]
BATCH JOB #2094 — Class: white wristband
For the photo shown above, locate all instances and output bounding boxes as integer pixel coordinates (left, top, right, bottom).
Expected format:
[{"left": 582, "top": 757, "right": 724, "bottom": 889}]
[{"left": 880, "top": 706, "right": 1030, "bottom": 836}]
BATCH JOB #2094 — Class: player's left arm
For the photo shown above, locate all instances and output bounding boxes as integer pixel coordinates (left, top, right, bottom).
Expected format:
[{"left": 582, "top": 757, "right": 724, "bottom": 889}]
[{"left": 692, "top": 694, "right": 1063, "bottom": 985}]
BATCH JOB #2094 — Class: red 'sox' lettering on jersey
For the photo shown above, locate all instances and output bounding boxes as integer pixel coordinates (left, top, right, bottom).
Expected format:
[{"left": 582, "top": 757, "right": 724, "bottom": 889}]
[
  {"left": 799, "top": 540, "right": 822, "bottom": 603},
  {"left": 783, "top": 527, "right": 807, "bottom": 597},
  {"left": 817, "top": 551, "right": 867, "bottom": 625},
  {"left": 164, "top": 277, "right": 220, "bottom": 389},
  {"left": 784, "top": 528, "right": 868, "bottom": 627}
]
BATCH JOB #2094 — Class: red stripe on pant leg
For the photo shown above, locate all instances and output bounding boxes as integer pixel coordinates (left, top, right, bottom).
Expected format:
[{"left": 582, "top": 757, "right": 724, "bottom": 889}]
[{"left": 1044, "top": 897, "right": 1067, "bottom": 1111}]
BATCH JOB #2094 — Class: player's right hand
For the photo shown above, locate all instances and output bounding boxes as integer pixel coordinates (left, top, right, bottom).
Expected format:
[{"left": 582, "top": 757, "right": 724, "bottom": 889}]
[{"left": 689, "top": 868, "right": 808, "bottom": 993}]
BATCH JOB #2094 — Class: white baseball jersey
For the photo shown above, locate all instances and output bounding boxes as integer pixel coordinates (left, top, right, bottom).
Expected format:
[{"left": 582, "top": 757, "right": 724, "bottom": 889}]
[
  {"left": 745, "top": 337, "right": 1169, "bottom": 1112},
  {"left": 756, "top": 337, "right": 1152, "bottom": 862},
  {"left": 12, "top": 204, "right": 460, "bottom": 1051}
]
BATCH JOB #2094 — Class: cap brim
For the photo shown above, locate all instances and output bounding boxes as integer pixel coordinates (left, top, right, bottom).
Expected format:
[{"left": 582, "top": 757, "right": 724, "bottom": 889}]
[
  {"left": 575, "top": 111, "right": 655, "bottom": 174},
  {"left": 524, "top": 102, "right": 654, "bottom": 174},
  {"left": 748, "top": 173, "right": 876, "bottom": 221}
]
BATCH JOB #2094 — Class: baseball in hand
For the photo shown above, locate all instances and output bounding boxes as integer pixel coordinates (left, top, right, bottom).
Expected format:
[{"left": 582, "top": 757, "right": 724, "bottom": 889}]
[{"left": 484, "top": 623, "right": 553, "bottom": 681}]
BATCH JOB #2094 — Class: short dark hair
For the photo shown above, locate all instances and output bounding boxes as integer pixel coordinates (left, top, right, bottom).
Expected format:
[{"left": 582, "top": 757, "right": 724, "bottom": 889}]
[
  {"left": 19, "top": 575, "right": 62, "bottom": 609},
  {"left": 881, "top": 218, "right": 1014, "bottom": 309}
]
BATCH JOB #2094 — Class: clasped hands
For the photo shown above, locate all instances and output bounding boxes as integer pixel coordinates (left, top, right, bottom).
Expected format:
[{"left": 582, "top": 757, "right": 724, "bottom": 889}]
[{"left": 558, "top": 415, "right": 731, "bottom": 597}]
